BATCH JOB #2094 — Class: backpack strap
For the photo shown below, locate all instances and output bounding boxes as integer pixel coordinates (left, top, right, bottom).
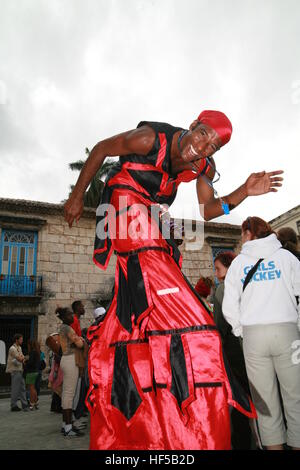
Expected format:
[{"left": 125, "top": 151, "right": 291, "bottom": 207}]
[{"left": 242, "top": 258, "right": 264, "bottom": 292}]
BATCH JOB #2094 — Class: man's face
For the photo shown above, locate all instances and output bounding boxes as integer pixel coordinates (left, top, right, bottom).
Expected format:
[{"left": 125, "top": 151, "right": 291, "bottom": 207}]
[
  {"left": 17, "top": 336, "right": 23, "bottom": 346},
  {"left": 78, "top": 302, "right": 85, "bottom": 316},
  {"left": 180, "top": 123, "right": 222, "bottom": 163}
]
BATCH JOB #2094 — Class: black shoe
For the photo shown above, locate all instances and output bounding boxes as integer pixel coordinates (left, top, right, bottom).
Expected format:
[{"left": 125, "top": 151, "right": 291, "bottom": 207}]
[
  {"left": 11, "top": 406, "right": 21, "bottom": 412},
  {"left": 22, "top": 406, "right": 29, "bottom": 412}
]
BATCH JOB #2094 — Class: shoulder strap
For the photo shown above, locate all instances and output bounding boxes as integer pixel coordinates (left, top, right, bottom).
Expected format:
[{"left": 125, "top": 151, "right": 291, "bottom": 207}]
[{"left": 242, "top": 258, "right": 264, "bottom": 292}]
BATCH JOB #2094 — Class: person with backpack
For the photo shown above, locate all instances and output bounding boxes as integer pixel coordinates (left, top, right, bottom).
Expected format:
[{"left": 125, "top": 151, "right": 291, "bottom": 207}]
[{"left": 222, "top": 216, "right": 300, "bottom": 450}]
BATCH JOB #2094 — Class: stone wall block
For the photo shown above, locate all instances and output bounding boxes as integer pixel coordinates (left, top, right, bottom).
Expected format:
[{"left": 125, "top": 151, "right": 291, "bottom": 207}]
[
  {"left": 48, "top": 243, "right": 65, "bottom": 253},
  {"left": 63, "top": 225, "right": 79, "bottom": 235},
  {"left": 64, "top": 244, "right": 79, "bottom": 254},
  {"left": 48, "top": 224, "right": 64, "bottom": 235},
  {"left": 59, "top": 253, "right": 74, "bottom": 264}
]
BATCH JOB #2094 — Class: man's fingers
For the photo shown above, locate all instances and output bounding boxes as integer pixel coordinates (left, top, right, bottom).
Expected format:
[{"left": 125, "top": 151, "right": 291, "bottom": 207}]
[
  {"left": 270, "top": 177, "right": 284, "bottom": 182},
  {"left": 270, "top": 183, "right": 282, "bottom": 188},
  {"left": 267, "top": 170, "right": 284, "bottom": 177}
]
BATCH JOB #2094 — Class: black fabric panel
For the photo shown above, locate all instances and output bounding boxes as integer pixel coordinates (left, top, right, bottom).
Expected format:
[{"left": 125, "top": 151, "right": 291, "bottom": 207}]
[
  {"left": 146, "top": 325, "right": 217, "bottom": 337},
  {"left": 109, "top": 339, "right": 149, "bottom": 348},
  {"left": 116, "top": 266, "right": 133, "bottom": 333},
  {"left": 115, "top": 246, "right": 170, "bottom": 257},
  {"left": 93, "top": 181, "right": 114, "bottom": 266},
  {"left": 142, "top": 387, "right": 153, "bottom": 393},
  {"left": 222, "top": 347, "right": 252, "bottom": 413},
  {"left": 94, "top": 237, "right": 112, "bottom": 266},
  {"left": 170, "top": 334, "right": 189, "bottom": 409},
  {"left": 128, "top": 169, "right": 163, "bottom": 200},
  {"left": 127, "top": 254, "right": 149, "bottom": 324},
  {"left": 111, "top": 346, "right": 142, "bottom": 421},
  {"left": 137, "top": 121, "right": 183, "bottom": 174}
]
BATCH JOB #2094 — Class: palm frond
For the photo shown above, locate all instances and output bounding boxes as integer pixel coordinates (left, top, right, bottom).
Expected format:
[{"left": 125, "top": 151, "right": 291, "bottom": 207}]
[{"left": 69, "top": 160, "right": 86, "bottom": 171}]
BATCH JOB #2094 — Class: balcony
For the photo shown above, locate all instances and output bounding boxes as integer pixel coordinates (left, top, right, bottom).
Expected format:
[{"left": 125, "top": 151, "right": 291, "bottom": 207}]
[{"left": 0, "top": 274, "right": 43, "bottom": 299}]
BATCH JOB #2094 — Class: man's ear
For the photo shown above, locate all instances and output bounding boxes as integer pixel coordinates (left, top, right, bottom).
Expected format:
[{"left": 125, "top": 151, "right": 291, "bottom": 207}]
[{"left": 189, "top": 120, "right": 200, "bottom": 131}]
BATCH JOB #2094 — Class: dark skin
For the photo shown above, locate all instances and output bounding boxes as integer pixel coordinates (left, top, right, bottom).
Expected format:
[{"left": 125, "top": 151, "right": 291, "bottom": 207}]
[
  {"left": 64, "top": 121, "right": 283, "bottom": 226},
  {"left": 73, "top": 302, "right": 85, "bottom": 319},
  {"left": 60, "top": 310, "right": 84, "bottom": 428}
]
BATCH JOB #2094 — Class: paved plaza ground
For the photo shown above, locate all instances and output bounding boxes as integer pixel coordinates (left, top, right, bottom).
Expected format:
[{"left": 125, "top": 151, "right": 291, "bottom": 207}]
[{"left": 0, "top": 394, "right": 90, "bottom": 450}]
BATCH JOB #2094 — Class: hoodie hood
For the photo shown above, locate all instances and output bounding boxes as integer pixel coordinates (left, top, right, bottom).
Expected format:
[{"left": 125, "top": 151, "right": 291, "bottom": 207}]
[{"left": 241, "top": 233, "right": 282, "bottom": 260}]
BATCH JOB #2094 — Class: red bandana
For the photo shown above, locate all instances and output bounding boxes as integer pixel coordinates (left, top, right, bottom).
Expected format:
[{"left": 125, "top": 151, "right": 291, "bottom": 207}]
[{"left": 197, "top": 110, "right": 232, "bottom": 146}]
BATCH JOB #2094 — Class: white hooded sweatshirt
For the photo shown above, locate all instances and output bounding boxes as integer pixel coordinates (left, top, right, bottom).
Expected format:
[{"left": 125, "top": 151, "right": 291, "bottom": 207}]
[{"left": 222, "top": 234, "right": 300, "bottom": 337}]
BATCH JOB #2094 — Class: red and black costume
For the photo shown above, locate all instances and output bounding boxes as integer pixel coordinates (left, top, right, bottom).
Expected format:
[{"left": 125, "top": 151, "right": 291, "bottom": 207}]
[{"left": 86, "top": 122, "right": 256, "bottom": 450}]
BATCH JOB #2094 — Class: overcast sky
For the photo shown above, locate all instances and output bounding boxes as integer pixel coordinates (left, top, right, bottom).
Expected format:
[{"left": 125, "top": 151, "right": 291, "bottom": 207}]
[{"left": 0, "top": 0, "right": 299, "bottom": 225}]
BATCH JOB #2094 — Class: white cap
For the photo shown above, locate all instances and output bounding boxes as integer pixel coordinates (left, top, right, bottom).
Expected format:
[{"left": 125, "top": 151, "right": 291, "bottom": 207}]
[{"left": 93, "top": 307, "right": 106, "bottom": 319}]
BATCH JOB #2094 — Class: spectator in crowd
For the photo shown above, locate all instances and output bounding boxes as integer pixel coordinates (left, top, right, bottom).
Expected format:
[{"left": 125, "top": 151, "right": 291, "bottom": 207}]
[
  {"left": 73, "top": 326, "right": 90, "bottom": 422},
  {"left": 213, "top": 251, "right": 253, "bottom": 449},
  {"left": 56, "top": 307, "right": 85, "bottom": 437},
  {"left": 92, "top": 306, "right": 106, "bottom": 327},
  {"left": 0, "top": 339, "right": 6, "bottom": 366},
  {"left": 277, "top": 227, "right": 300, "bottom": 261},
  {"left": 35, "top": 344, "right": 46, "bottom": 398},
  {"left": 223, "top": 216, "right": 300, "bottom": 450},
  {"left": 71, "top": 300, "right": 85, "bottom": 337},
  {"left": 24, "top": 340, "right": 41, "bottom": 410},
  {"left": 70, "top": 301, "right": 88, "bottom": 425},
  {"left": 46, "top": 333, "right": 63, "bottom": 413},
  {"left": 5, "top": 334, "right": 28, "bottom": 411},
  {"left": 194, "top": 276, "right": 214, "bottom": 312}
]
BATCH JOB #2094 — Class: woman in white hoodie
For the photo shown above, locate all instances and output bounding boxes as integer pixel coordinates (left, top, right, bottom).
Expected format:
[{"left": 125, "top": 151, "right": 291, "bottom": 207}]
[{"left": 222, "top": 216, "right": 300, "bottom": 451}]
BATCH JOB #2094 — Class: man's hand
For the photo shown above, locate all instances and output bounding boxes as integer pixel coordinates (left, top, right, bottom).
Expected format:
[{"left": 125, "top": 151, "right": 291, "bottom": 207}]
[
  {"left": 245, "top": 170, "right": 284, "bottom": 196},
  {"left": 64, "top": 195, "right": 84, "bottom": 228}
]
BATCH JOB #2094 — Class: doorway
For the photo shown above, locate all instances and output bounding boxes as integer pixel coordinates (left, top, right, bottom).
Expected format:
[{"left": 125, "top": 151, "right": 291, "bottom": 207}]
[{"left": 0, "top": 316, "right": 35, "bottom": 387}]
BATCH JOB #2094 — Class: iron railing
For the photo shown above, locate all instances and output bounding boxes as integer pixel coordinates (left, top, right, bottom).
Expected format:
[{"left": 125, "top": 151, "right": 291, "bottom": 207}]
[{"left": 0, "top": 275, "right": 43, "bottom": 297}]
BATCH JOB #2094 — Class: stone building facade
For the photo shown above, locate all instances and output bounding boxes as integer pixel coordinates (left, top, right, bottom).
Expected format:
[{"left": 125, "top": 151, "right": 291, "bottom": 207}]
[
  {"left": 269, "top": 204, "right": 300, "bottom": 238},
  {"left": 0, "top": 197, "right": 241, "bottom": 386}
]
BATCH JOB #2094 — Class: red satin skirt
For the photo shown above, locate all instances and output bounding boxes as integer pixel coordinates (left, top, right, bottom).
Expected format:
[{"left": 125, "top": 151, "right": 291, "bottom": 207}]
[{"left": 86, "top": 250, "right": 255, "bottom": 450}]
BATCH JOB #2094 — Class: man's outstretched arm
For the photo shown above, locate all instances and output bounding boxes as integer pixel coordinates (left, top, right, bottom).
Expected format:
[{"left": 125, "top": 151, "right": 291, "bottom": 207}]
[
  {"left": 64, "top": 126, "right": 155, "bottom": 227},
  {"left": 197, "top": 168, "right": 284, "bottom": 221}
]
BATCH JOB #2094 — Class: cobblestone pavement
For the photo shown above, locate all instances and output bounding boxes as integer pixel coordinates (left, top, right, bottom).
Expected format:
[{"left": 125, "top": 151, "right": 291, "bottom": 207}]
[{"left": 0, "top": 395, "right": 90, "bottom": 450}]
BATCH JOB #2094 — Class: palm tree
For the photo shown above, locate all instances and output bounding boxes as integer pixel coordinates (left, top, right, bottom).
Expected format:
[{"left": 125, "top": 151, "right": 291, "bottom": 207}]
[{"left": 68, "top": 148, "right": 117, "bottom": 208}]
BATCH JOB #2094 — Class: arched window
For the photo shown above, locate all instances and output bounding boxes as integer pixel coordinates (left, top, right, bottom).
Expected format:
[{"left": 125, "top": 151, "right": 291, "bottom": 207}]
[{"left": 0, "top": 230, "right": 37, "bottom": 277}]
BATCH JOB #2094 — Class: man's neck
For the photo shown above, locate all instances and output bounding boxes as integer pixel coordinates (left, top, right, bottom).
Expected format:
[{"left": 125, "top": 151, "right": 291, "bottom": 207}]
[{"left": 170, "top": 130, "right": 191, "bottom": 175}]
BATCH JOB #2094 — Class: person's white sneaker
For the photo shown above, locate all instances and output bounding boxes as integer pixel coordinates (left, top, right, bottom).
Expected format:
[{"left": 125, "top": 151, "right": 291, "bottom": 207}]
[{"left": 64, "top": 428, "right": 84, "bottom": 437}]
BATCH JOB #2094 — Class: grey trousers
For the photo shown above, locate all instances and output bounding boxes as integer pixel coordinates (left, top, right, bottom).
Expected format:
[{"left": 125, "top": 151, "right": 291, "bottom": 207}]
[
  {"left": 243, "top": 322, "right": 300, "bottom": 448},
  {"left": 11, "top": 371, "right": 28, "bottom": 408}
]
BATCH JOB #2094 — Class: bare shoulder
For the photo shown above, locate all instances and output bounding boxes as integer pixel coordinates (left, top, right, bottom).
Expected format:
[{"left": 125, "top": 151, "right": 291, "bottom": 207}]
[{"left": 123, "top": 124, "right": 156, "bottom": 155}]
